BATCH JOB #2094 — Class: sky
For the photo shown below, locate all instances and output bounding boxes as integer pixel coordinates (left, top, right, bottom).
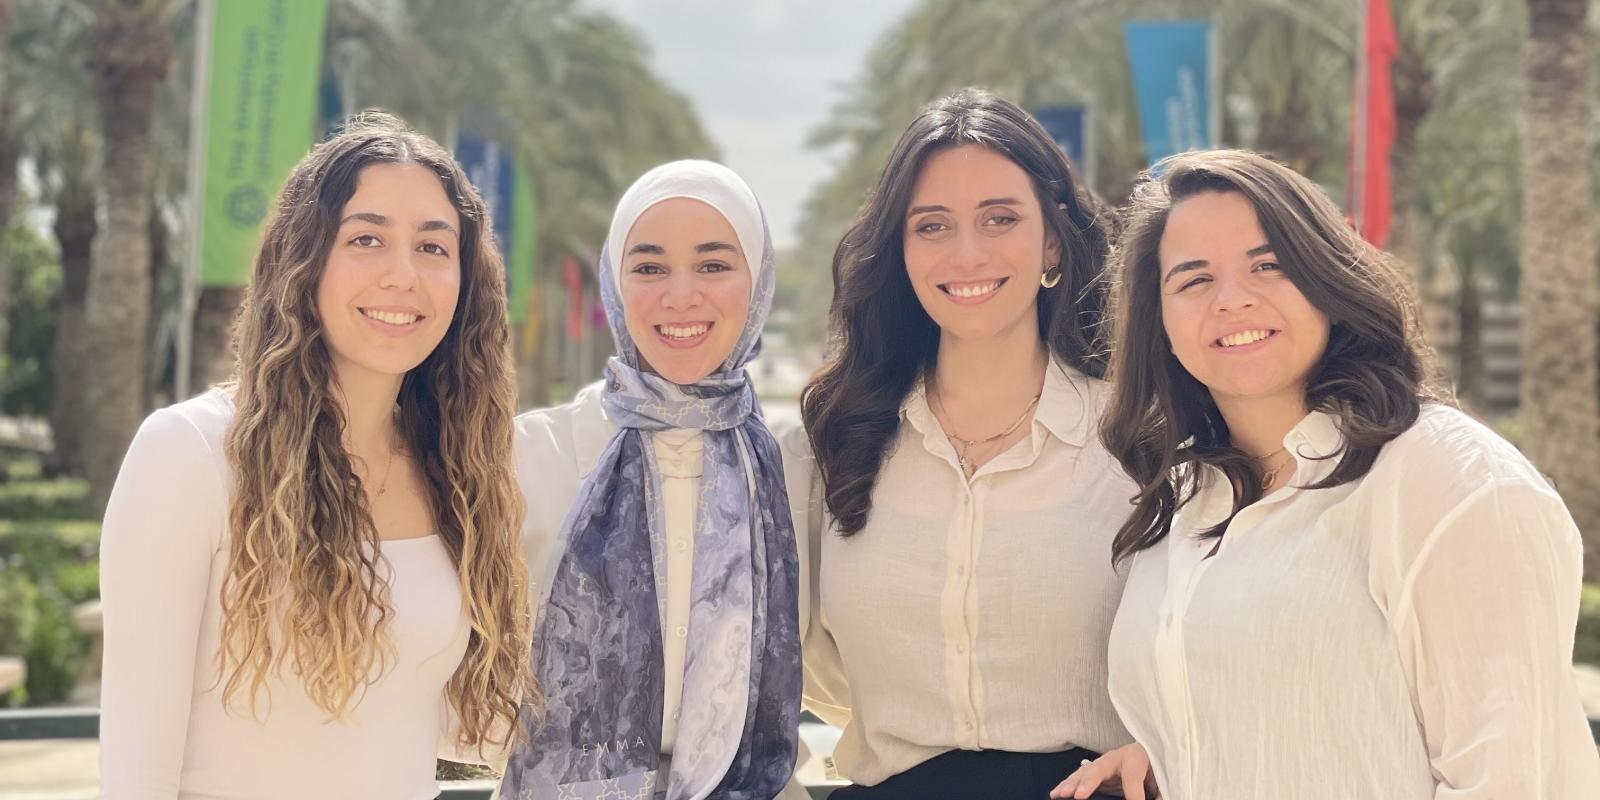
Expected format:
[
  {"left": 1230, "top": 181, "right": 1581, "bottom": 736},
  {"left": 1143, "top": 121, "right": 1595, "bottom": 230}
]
[{"left": 583, "top": 0, "right": 920, "bottom": 250}]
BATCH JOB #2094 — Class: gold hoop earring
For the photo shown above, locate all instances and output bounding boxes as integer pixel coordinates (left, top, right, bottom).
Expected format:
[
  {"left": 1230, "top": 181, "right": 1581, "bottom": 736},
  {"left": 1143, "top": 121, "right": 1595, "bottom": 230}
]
[{"left": 1040, "top": 265, "right": 1062, "bottom": 289}]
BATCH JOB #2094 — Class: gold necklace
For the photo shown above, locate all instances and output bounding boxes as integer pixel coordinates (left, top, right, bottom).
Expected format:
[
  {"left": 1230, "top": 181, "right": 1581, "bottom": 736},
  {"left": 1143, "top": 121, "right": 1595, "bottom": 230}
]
[
  {"left": 374, "top": 444, "right": 395, "bottom": 497},
  {"left": 1255, "top": 446, "right": 1290, "bottom": 489},
  {"left": 931, "top": 387, "right": 1042, "bottom": 477}
]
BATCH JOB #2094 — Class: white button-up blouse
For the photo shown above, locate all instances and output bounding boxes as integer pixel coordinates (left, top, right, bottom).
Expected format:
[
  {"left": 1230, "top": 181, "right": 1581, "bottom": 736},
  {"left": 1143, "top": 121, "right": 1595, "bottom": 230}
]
[
  {"left": 779, "top": 363, "right": 1136, "bottom": 787},
  {"left": 1107, "top": 404, "right": 1600, "bottom": 799}
]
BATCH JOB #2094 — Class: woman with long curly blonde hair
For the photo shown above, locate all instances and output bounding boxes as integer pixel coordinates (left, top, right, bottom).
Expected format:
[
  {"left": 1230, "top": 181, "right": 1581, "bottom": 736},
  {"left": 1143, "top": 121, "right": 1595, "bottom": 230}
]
[{"left": 98, "top": 112, "right": 530, "bottom": 799}]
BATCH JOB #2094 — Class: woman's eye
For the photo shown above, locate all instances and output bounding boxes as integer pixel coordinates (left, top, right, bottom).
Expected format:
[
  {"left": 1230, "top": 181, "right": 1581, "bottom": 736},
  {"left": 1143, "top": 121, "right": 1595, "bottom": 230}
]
[
  {"left": 350, "top": 234, "right": 381, "bottom": 248},
  {"left": 1254, "top": 261, "right": 1281, "bottom": 272},
  {"left": 419, "top": 242, "right": 449, "bottom": 257},
  {"left": 632, "top": 263, "right": 665, "bottom": 275},
  {"left": 1178, "top": 275, "right": 1211, "bottom": 292},
  {"left": 914, "top": 220, "right": 949, "bottom": 235},
  {"left": 985, "top": 213, "right": 1019, "bottom": 226},
  {"left": 699, "top": 261, "right": 731, "bottom": 273}
]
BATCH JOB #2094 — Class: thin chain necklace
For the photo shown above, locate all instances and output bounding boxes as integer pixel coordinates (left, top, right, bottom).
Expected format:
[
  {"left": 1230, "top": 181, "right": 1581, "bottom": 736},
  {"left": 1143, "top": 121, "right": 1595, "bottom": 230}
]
[
  {"left": 374, "top": 444, "right": 396, "bottom": 497},
  {"left": 366, "top": 410, "right": 401, "bottom": 498},
  {"left": 1256, "top": 445, "right": 1290, "bottom": 490},
  {"left": 930, "top": 384, "right": 1041, "bottom": 478}
]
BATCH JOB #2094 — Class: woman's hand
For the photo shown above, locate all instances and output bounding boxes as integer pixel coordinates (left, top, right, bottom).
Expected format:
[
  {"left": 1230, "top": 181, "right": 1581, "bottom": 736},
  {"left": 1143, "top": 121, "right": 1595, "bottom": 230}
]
[{"left": 1049, "top": 743, "right": 1160, "bottom": 799}]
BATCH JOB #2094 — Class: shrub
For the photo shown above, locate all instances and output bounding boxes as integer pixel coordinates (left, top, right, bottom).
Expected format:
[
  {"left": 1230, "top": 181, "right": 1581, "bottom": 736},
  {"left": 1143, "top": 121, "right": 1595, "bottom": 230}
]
[{"left": 1577, "top": 584, "right": 1600, "bottom": 667}]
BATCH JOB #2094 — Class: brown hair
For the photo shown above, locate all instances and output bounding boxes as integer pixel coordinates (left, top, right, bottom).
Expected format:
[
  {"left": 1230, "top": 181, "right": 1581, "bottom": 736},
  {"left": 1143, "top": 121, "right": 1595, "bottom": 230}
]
[
  {"left": 219, "top": 111, "right": 531, "bottom": 753},
  {"left": 802, "top": 88, "right": 1113, "bottom": 535},
  {"left": 1101, "top": 149, "right": 1448, "bottom": 562}
]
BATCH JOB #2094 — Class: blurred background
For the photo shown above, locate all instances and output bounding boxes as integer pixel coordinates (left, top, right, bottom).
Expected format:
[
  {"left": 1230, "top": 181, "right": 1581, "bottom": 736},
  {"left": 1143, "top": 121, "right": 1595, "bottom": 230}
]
[{"left": 0, "top": 0, "right": 1598, "bottom": 796}]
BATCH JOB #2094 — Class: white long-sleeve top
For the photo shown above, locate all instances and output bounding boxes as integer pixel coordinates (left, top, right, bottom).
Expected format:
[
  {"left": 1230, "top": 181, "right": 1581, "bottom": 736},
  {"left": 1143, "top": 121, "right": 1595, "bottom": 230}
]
[
  {"left": 1107, "top": 404, "right": 1600, "bottom": 799},
  {"left": 513, "top": 383, "right": 810, "bottom": 799},
  {"left": 778, "top": 362, "right": 1136, "bottom": 787},
  {"left": 98, "top": 389, "right": 474, "bottom": 800}
]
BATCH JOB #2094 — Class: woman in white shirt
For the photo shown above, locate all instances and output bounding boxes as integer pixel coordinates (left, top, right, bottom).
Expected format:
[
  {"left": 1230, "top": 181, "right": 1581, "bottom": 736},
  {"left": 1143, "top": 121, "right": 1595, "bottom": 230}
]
[
  {"left": 1054, "top": 149, "right": 1600, "bottom": 800},
  {"left": 789, "top": 88, "right": 1134, "bottom": 798},
  {"left": 98, "top": 112, "right": 530, "bottom": 799},
  {"left": 499, "top": 160, "right": 801, "bottom": 800}
]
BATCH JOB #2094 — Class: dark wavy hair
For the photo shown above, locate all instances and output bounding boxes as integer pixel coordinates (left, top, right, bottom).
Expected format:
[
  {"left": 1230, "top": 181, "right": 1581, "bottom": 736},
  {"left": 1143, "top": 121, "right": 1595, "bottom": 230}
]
[
  {"left": 1101, "top": 149, "right": 1449, "bottom": 563},
  {"left": 220, "top": 111, "right": 530, "bottom": 753},
  {"left": 801, "top": 88, "right": 1114, "bottom": 536}
]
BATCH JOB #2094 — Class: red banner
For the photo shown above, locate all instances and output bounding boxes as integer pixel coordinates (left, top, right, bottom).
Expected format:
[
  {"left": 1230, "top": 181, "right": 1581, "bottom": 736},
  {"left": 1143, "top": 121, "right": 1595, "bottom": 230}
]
[
  {"left": 562, "top": 256, "right": 585, "bottom": 342},
  {"left": 1348, "top": 0, "right": 1397, "bottom": 248}
]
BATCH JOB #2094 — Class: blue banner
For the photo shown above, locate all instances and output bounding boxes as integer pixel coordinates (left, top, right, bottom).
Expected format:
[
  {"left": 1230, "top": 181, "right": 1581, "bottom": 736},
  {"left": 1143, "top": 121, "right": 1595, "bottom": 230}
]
[
  {"left": 1124, "top": 20, "right": 1215, "bottom": 165},
  {"left": 1032, "top": 105, "right": 1092, "bottom": 184},
  {"left": 455, "top": 123, "right": 518, "bottom": 307}
]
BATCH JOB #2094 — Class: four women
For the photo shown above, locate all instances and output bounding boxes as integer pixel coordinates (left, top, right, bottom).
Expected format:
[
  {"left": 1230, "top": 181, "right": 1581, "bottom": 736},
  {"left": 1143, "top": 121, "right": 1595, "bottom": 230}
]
[{"left": 99, "top": 100, "right": 1599, "bottom": 800}]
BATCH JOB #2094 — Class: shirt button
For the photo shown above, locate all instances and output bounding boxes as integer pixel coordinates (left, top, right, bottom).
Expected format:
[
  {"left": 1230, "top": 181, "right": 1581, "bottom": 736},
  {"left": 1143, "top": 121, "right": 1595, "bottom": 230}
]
[
  {"left": 964, "top": 721, "right": 974, "bottom": 731},
  {"left": 675, "top": 540, "right": 688, "bottom": 553},
  {"left": 955, "top": 564, "right": 966, "bottom": 576},
  {"left": 956, "top": 642, "right": 967, "bottom": 654},
  {"left": 675, "top": 625, "right": 688, "bottom": 638}
]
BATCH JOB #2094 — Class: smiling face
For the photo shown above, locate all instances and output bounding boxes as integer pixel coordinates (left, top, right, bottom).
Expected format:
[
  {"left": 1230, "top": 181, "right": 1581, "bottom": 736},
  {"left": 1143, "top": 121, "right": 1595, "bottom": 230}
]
[
  {"left": 1158, "top": 190, "right": 1330, "bottom": 415},
  {"left": 316, "top": 162, "right": 462, "bottom": 388},
  {"left": 902, "top": 144, "right": 1060, "bottom": 343},
  {"left": 618, "top": 197, "right": 753, "bottom": 384}
]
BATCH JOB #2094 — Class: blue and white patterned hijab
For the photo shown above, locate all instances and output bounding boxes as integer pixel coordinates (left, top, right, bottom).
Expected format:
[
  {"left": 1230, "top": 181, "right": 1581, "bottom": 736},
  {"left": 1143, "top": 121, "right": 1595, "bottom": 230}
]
[{"left": 501, "top": 161, "right": 801, "bottom": 800}]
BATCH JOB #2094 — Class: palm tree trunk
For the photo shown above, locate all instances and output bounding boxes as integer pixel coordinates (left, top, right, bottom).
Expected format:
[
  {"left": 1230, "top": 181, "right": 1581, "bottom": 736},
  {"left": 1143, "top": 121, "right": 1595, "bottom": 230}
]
[
  {"left": 0, "top": 0, "right": 18, "bottom": 355},
  {"left": 191, "top": 286, "right": 242, "bottom": 390},
  {"left": 45, "top": 164, "right": 96, "bottom": 478},
  {"left": 1455, "top": 264, "right": 1484, "bottom": 409},
  {"left": 1519, "top": 0, "right": 1600, "bottom": 579},
  {"left": 81, "top": 3, "right": 171, "bottom": 509},
  {"left": 1389, "top": 42, "right": 1436, "bottom": 321}
]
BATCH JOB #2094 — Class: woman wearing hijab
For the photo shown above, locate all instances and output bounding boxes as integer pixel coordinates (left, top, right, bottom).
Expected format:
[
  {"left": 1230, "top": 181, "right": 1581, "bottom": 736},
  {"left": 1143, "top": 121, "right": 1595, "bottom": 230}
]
[{"left": 498, "top": 160, "right": 802, "bottom": 800}]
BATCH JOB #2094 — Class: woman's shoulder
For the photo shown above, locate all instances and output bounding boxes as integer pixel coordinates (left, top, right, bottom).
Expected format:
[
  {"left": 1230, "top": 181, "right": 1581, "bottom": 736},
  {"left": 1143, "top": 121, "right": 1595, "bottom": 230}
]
[
  {"left": 1361, "top": 402, "right": 1560, "bottom": 532},
  {"left": 1379, "top": 403, "right": 1542, "bottom": 487},
  {"left": 514, "top": 380, "right": 612, "bottom": 473},
  {"left": 138, "top": 388, "right": 235, "bottom": 459}
]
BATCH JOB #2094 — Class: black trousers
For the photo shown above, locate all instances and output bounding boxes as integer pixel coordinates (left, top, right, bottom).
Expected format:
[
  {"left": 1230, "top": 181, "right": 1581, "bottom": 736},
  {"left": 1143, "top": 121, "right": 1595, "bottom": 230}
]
[{"left": 828, "top": 746, "right": 1116, "bottom": 800}]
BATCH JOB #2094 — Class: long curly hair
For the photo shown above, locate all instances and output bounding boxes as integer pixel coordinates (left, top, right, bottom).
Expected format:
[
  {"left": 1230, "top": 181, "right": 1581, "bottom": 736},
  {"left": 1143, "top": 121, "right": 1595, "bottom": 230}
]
[
  {"left": 1101, "top": 149, "right": 1449, "bottom": 563},
  {"left": 801, "top": 88, "right": 1113, "bottom": 535},
  {"left": 217, "top": 112, "right": 531, "bottom": 753}
]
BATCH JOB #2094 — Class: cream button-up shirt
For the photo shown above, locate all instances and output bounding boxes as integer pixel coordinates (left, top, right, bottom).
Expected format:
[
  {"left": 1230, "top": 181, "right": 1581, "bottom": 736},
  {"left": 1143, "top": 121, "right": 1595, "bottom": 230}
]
[
  {"left": 779, "top": 363, "right": 1136, "bottom": 787},
  {"left": 1107, "top": 405, "right": 1600, "bottom": 799}
]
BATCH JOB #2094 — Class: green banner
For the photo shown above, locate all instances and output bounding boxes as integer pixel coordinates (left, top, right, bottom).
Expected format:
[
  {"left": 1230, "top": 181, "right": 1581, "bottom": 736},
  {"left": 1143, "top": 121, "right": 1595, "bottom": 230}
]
[
  {"left": 510, "top": 160, "right": 536, "bottom": 323},
  {"left": 198, "top": 0, "right": 330, "bottom": 286}
]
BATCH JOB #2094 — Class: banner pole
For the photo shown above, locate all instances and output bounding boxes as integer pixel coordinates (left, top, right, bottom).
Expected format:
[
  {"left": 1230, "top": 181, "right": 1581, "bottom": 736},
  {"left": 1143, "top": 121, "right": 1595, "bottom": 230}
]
[{"left": 177, "top": 0, "right": 215, "bottom": 400}]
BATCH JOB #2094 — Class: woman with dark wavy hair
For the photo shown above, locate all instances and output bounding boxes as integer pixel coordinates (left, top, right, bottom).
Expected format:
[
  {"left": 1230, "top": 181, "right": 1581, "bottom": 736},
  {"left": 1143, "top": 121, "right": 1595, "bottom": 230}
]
[
  {"left": 1054, "top": 150, "right": 1600, "bottom": 800},
  {"left": 789, "top": 88, "right": 1134, "bottom": 797},
  {"left": 98, "top": 112, "right": 530, "bottom": 799}
]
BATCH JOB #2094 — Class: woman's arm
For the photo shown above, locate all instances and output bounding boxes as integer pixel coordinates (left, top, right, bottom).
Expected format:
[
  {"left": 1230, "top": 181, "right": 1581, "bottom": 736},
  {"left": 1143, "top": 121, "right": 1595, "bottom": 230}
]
[
  {"left": 1389, "top": 478, "right": 1600, "bottom": 797},
  {"left": 98, "top": 408, "right": 226, "bottom": 798}
]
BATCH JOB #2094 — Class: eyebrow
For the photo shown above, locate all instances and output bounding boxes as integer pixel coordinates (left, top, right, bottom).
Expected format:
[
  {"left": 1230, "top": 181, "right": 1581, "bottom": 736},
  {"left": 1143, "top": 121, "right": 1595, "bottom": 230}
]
[
  {"left": 341, "top": 212, "right": 459, "bottom": 238},
  {"left": 627, "top": 241, "right": 737, "bottom": 256},
  {"left": 906, "top": 197, "right": 1026, "bottom": 217},
  {"left": 1163, "top": 244, "right": 1275, "bottom": 284}
]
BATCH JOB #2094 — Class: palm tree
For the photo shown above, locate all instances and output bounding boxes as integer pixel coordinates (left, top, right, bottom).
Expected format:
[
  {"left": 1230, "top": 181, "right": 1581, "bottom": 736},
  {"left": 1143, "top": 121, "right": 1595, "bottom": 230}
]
[
  {"left": 0, "top": 0, "right": 19, "bottom": 355},
  {"left": 80, "top": 0, "right": 174, "bottom": 508},
  {"left": 1518, "top": 0, "right": 1599, "bottom": 578}
]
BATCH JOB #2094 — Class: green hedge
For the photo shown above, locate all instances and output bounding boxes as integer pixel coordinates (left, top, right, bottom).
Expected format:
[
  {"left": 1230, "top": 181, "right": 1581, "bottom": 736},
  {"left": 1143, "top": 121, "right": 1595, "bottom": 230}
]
[
  {"left": 0, "top": 452, "right": 100, "bottom": 707},
  {"left": 1577, "top": 584, "right": 1600, "bottom": 667}
]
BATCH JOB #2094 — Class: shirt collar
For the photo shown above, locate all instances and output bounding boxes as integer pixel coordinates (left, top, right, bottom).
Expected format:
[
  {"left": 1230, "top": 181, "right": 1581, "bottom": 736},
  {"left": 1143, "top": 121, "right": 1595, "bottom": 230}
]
[
  {"left": 1189, "top": 409, "right": 1346, "bottom": 528},
  {"left": 901, "top": 359, "right": 1097, "bottom": 449}
]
